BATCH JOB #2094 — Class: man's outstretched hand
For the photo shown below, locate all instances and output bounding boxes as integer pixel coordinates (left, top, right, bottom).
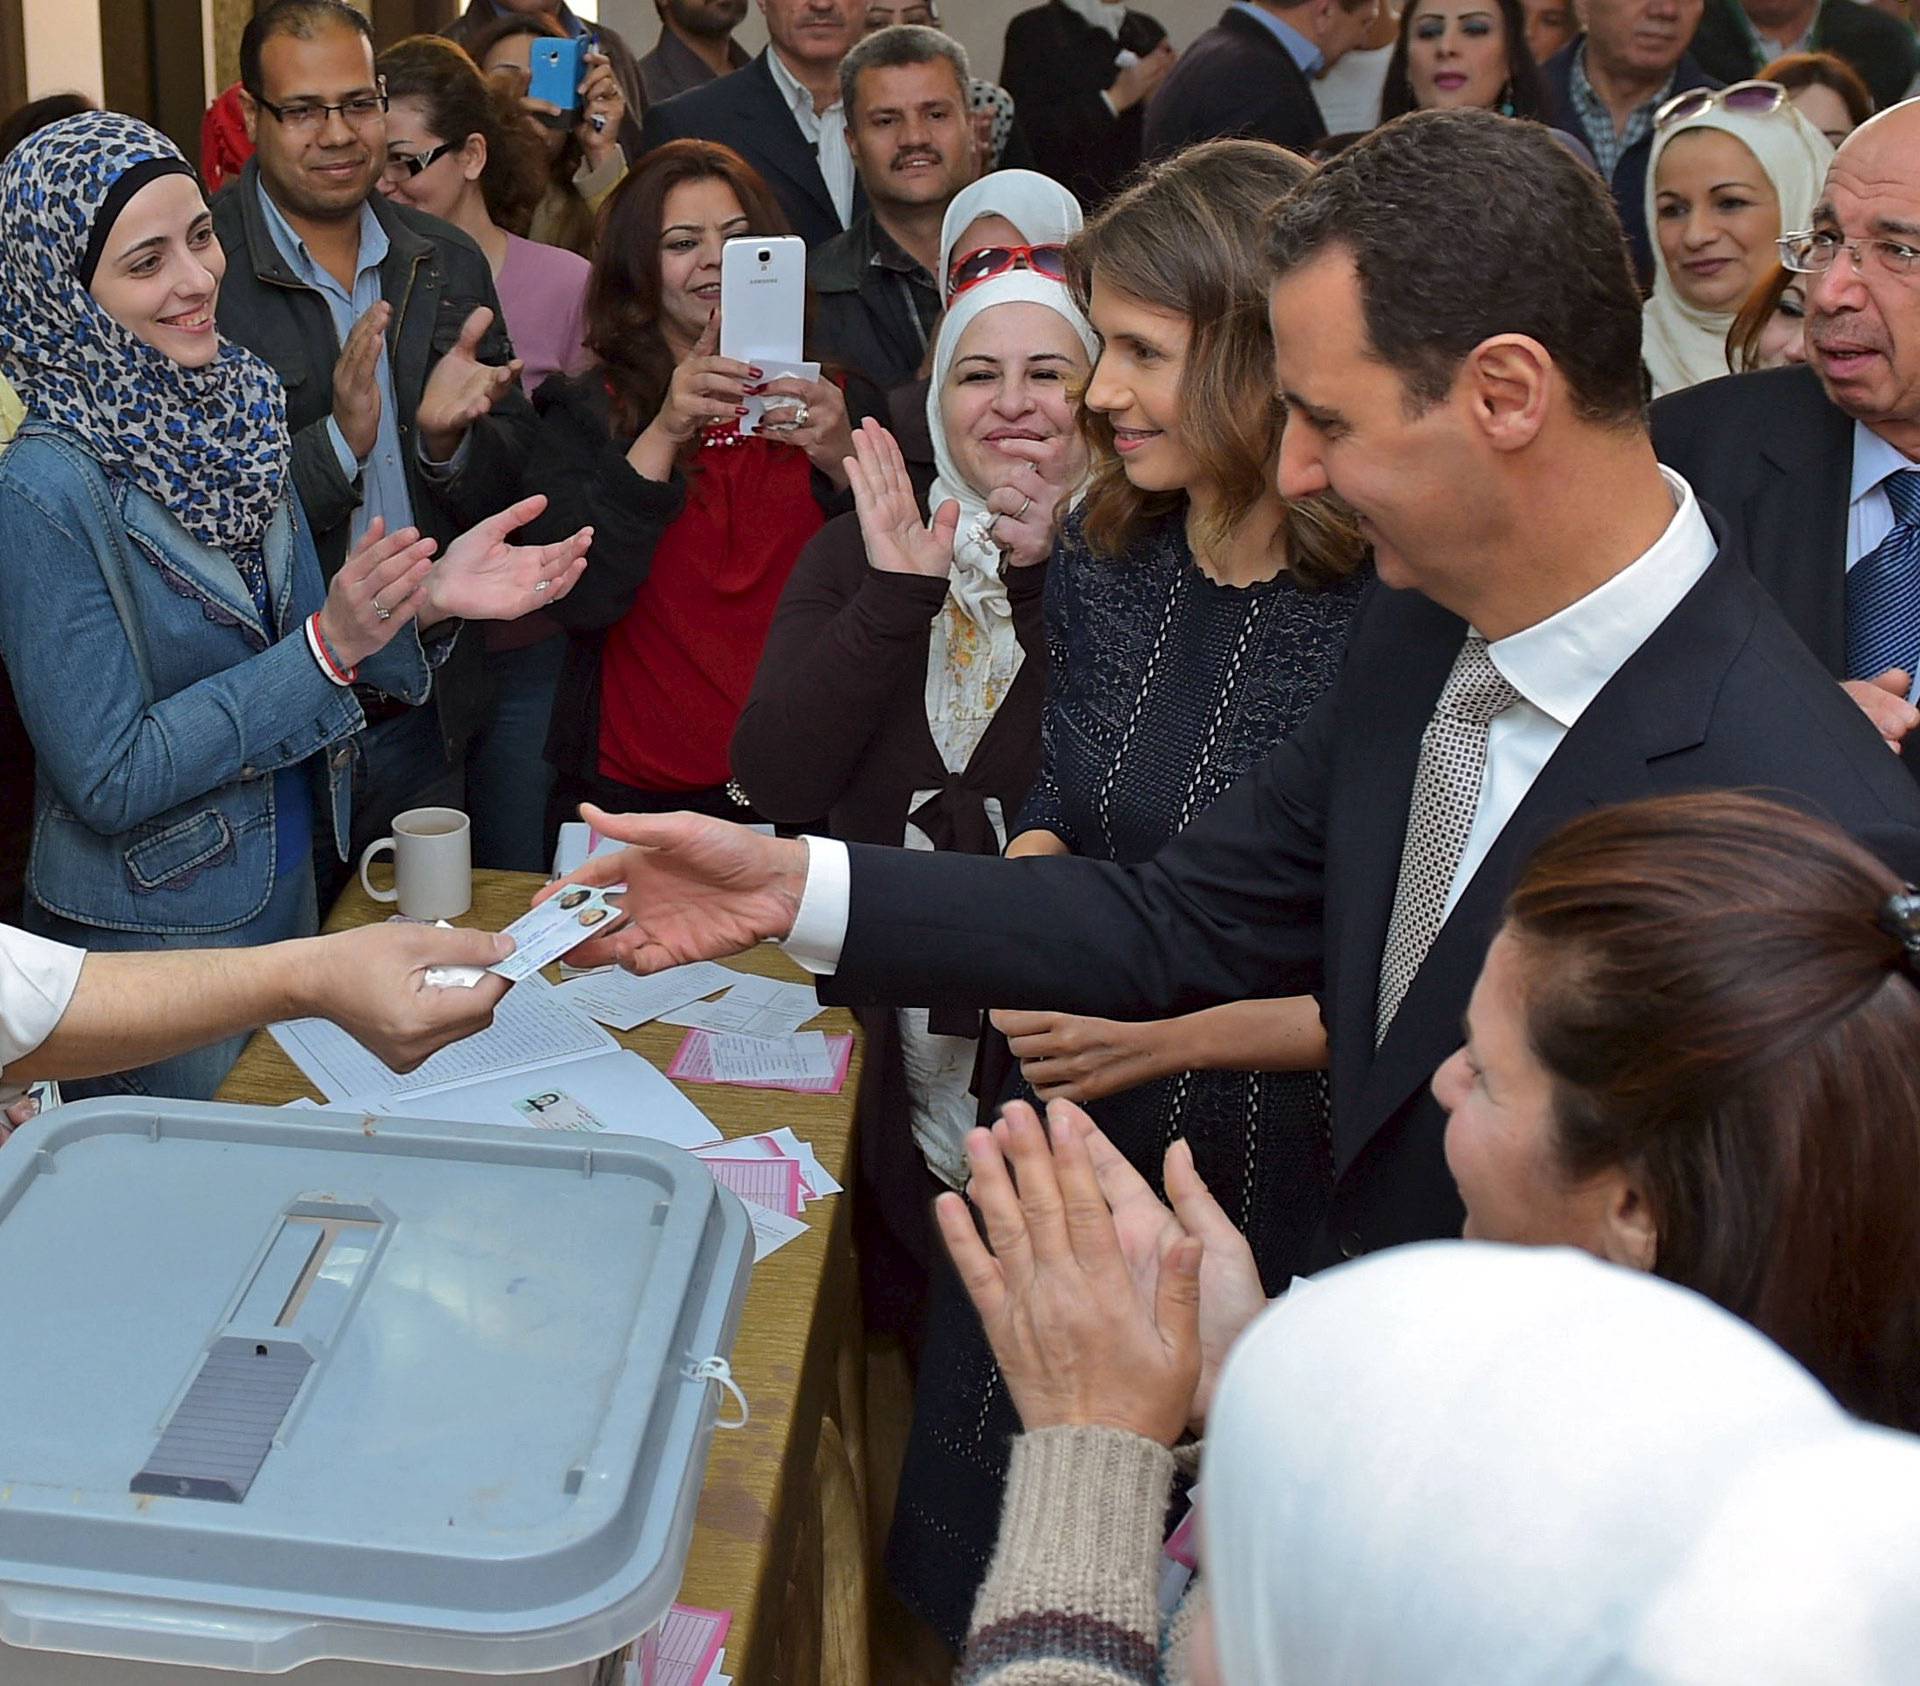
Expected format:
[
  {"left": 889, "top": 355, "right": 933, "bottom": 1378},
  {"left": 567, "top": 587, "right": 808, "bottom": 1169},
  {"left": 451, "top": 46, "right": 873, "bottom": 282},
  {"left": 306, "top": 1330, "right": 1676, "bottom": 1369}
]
[{"left": 534, "top": 804, "right": 811, "bottom": 973}]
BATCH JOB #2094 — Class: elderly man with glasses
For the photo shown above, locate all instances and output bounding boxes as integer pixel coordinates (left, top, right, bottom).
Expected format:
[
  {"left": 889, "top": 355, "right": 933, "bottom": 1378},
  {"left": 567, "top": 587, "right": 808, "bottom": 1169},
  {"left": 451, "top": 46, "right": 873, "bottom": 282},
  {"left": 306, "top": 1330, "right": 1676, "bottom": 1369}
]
[
  {"left": 212, "top": 0, "right": 537, "bottom": 887},
  {"left": 1654, "top": 97, "right": 1920, "bottom": 777}
]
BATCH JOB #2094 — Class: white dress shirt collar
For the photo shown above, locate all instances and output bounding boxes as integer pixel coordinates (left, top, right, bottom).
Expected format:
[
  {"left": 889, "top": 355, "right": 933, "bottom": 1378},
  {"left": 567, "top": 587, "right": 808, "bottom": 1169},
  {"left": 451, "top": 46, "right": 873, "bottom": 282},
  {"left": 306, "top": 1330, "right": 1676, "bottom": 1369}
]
[
  {"left": 767, "top": 41, "right": 835, "bottom": 124},
  {"left": 1483, "top": 466, "right": 1716, "bottom": 731},
  {"left": 764, "top": 45, "right": 856, "bottom": 227},
  {"left": 1851, "top": 420, "right": 1916, "bottom": 509},
  {"left": 1058, "top": 0, "right": 1129, "bottom": 38}
]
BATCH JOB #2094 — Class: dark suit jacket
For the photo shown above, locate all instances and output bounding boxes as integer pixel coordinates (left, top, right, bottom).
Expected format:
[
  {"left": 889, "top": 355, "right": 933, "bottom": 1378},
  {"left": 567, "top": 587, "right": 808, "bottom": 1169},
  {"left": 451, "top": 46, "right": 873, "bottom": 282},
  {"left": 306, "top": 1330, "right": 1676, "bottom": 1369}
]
[
  {"left": 818, "top": 528, "right": 1920, "bottom": 1266},
  {"left": 638, "top": 27, "right": 749, "bottom": 107},
  {"left": 999, "top": 1, "right": 1169, "bottom": 209},
  {"left": 1541, "top": 40, "right": 1718, "bottom": 286},
  {"left": 1687, "top": 0, "right": 1917, "bottom": 112},
  {"left": 1652, "top": 366, "right": 1855, "bottom": 676},
  {"left": 1142, "top": 6, "right": 1326, "bottom": 161},
  {"left": 640, "top": 53, "right": 867, "bottom": 249}
]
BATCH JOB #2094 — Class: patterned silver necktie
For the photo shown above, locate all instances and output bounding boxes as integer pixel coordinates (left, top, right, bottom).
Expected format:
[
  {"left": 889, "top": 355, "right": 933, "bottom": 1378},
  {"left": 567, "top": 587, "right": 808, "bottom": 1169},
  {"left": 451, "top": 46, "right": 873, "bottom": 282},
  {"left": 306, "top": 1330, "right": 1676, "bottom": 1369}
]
[{"left": 1375, "top": 634, "right": 1520, "bottom": 1044}]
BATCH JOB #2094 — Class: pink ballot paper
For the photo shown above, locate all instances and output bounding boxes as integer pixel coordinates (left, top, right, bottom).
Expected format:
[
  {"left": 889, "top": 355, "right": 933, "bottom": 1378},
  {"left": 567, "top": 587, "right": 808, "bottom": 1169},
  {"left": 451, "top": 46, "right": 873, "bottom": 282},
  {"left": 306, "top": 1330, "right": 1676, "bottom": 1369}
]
[
  {"left": 668, "top": 1029, "right": 853, "bottom": 1094},
  {"left": 637, "top": 1603, "right": 731, "bottom": 1686},
  {"left": 696, "top": 1155, "right": 806, "bottom": 1220}
]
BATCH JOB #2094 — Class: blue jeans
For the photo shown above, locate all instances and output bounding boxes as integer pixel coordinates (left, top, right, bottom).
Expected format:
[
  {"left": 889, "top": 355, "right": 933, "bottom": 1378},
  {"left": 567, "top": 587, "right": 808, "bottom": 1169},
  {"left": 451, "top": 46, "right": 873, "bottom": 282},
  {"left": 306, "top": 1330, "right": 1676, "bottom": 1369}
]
[
  {"left": 41, "top": 862, "right": 319, "bottom": 1102},
  {"left": 466, "top": 635, "right": 563, "bottom": 872}
]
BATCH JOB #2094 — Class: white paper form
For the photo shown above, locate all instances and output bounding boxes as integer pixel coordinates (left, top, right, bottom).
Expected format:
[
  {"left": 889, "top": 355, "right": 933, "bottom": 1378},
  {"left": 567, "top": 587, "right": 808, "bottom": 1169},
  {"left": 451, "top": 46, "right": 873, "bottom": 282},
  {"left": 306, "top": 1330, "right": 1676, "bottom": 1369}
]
[
  {"left": 555, "top": 961, "right": 739, "bottom": 1032},
  {"left": 366, "top": 1049, "right": 722, "bottom": 1150},
  {"left": 658, "top": 975, "right": 822, "bottom": 1039},
  {"left": 707, "top": 1031, "right": 832, "bottom": 1083},
  {"left": 269, "top": 974, "right": 614, "bottom": 1103}
]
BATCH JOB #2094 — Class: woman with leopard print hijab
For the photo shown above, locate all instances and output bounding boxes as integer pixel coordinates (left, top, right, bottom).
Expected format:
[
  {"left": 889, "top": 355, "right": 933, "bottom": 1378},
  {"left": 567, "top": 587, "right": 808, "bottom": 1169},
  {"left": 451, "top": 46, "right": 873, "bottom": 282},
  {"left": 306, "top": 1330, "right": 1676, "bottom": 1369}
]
[{"left": 0, "top": 111, "right": 589, "bottom": 1100}]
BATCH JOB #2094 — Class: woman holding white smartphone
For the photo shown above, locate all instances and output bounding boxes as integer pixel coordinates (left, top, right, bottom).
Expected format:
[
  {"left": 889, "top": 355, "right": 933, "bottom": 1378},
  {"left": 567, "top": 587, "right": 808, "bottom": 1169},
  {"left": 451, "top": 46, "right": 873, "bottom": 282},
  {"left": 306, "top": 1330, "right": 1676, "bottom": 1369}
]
[{"left": 522, "top": 139, "right": 862, "bottom": 837}]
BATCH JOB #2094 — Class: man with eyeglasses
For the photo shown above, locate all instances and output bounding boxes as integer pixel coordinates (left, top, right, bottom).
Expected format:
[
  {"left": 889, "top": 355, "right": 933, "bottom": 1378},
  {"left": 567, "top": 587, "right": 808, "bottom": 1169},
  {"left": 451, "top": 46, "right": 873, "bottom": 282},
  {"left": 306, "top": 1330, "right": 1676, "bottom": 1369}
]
[
  {"left": 809, "top": 26, "right": 977, "bottom": 392},
  {"left": 1654, "top": 99, "right": 1920, "bottom": 773},
  {"left": 211, "top": 0, "right": 538, "bottom": 880}
]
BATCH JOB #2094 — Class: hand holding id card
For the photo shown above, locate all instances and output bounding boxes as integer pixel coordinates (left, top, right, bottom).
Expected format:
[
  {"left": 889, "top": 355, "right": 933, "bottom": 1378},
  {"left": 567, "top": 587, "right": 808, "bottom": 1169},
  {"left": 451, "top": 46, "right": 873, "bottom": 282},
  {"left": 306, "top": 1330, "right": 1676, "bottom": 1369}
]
[{"left": 487, "top": 886, "right": 629, "bottom": 983}]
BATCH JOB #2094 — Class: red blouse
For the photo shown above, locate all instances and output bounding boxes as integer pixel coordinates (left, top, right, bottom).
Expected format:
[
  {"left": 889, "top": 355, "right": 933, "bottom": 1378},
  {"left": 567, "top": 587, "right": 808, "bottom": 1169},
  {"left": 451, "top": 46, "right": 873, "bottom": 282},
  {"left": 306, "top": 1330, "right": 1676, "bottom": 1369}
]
[{"left": 596, "top": 430, "right": 826, "bottom": 792}]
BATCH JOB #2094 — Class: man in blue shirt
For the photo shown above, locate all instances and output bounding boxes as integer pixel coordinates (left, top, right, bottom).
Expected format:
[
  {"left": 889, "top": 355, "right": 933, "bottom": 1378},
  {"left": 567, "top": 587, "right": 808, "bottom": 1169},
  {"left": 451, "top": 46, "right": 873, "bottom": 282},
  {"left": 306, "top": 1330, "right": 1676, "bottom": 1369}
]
[
  {"left": 212, "top": 0, "right": 539, "bottom": 873},
  {"left": 1142, "top": 0, "right": 1378, "bottom": 159}
]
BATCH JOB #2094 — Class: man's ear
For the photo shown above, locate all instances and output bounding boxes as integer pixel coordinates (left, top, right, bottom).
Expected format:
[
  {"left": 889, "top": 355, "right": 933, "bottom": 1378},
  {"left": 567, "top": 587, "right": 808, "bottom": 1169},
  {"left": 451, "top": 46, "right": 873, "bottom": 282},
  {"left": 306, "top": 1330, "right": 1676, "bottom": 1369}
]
[
  {"left": 238, "top": 87, "right": 261, "bottom": 147},
  {"left": 1461, "top": 333, "right": 1554, "bottom": 454}
]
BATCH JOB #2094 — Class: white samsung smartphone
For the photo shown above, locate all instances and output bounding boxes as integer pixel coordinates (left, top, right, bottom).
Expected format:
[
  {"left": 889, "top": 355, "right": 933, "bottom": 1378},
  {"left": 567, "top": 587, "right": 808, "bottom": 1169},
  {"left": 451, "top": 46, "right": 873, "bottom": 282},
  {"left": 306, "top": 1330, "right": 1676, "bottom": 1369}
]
[{"left": 719, "top": 235, "right": 806, "bottom": 365}]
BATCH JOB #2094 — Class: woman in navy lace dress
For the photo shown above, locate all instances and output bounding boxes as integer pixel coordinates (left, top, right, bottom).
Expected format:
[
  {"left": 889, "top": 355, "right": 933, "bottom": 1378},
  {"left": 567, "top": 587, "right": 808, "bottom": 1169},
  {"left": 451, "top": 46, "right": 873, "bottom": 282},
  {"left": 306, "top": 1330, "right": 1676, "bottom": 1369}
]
[{"left": 886, "top": 140, "right": 1369, "bottom": 1648}]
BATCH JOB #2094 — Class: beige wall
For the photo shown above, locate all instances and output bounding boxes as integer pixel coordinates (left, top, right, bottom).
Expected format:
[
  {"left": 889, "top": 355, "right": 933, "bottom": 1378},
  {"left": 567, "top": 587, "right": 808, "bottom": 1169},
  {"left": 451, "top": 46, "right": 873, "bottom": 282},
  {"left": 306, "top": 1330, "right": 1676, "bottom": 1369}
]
[
  {"left": 20, "top": 0, "right": 105, "bottom": 104},
  {"left": 595, "top": 0, "right": 1229, "bottom": 79}
]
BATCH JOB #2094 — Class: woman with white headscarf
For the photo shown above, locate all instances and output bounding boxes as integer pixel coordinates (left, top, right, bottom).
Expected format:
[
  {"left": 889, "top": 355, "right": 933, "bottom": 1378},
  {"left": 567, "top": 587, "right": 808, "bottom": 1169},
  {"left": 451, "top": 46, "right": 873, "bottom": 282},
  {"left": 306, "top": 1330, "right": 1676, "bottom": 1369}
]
[
  {"left": 942, "top": 1115, "right": 1920, "bottom": 1686},
  {"left": 939, "top": 168, "right": 1086, "bottom": 302},
  {"left": 730, "top": 268, "right": 1097, "bottom": 1336},
  {"left": 1642, "top": 84, "right": 1832, "bottom": 397}
]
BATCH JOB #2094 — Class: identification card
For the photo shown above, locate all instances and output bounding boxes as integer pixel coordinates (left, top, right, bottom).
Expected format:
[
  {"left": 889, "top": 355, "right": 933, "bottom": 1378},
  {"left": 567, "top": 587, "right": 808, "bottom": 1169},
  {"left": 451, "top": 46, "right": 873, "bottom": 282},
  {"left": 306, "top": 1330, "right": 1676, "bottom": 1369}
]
[{"left": 487, "top": 886, "right": 628, "bottom": 982}]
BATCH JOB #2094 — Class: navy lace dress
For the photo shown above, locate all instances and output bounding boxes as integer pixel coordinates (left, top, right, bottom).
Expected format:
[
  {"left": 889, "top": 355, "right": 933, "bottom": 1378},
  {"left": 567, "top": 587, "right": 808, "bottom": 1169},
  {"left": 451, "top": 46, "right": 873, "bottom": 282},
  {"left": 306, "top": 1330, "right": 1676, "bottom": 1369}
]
[{"left": 885, "top": 506, "right": 1366, "bottom": 1645}]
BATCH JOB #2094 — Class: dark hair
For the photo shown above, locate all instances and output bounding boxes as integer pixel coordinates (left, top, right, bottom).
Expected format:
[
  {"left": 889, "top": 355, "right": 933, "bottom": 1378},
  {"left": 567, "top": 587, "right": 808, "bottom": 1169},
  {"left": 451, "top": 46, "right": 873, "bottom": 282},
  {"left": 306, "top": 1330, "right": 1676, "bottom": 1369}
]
[
  {"left": 1759, "top": 50, "right": 1875, "bottom": 131},
  {"left": 0, "top": 92, "right": 94, "bottom": 164},
  {"left": 1267, "top": 109, "right": 1644, "bottom": 425},
  {"left": 467, "top": 11, "right": 592, "bottom": 254},
  {"left": 1378, "top": 0, "right": 1546, "bottom": 122},
  {"left": 838, "top": 23, "right": 970, "bottom": 118},
  {"left": 1504, "top": 791, "right": 1920, "bottom": 1433},
  {"left": 1726, "top": 261, "right": 1802, "bottom": 372},
  {"left": 1069, "top": 139, "right": 1363, "bottom": 589},
  {"left": 376, "top": 35, "right": 546, "bottom": 235},
  {"left": 240, "top": 0, "right": 375, "bottom": 97},
  {"left": 586, "top": 139, "right": 789, "bottom": 439}
]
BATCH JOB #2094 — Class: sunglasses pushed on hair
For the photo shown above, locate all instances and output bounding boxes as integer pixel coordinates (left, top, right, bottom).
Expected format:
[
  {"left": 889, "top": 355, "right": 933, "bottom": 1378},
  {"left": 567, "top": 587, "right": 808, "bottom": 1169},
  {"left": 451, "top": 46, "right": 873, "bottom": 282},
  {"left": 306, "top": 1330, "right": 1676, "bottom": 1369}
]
[
  {"left": 948, "top": 243, "right": 1070, "bottom": 299},
  {"left": 1654, "top": 79, "right": 1789, "bottom": 130}
]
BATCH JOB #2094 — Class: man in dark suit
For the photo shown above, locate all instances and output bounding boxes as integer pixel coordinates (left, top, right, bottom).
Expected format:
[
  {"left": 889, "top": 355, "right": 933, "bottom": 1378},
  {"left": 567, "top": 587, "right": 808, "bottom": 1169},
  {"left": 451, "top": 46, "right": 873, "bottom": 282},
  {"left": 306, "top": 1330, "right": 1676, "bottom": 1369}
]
[
  {"left": 1142, "top": 0, "right": 1378, "bottom": 161},
  {"left": 1652, "top": 100, "right": 1920, "bottom": 763},
  {"left": 637, "top": 0, "right": 750, "bottom": 105},
  {"left": 1540, "top": 0, "right": 1718, "bottom": 284},
  {"left": 640, "top": 0, "right": 866, "bottom": 247},
  {"left": 999, "top": 0, "right": 1173, "bottom": 208},
  {"left": 550, "top": 110, "right": 1920, "bottom": 1272},
  {"left": 1686, "top": 0, "right": 1916, "bottom": 113}
]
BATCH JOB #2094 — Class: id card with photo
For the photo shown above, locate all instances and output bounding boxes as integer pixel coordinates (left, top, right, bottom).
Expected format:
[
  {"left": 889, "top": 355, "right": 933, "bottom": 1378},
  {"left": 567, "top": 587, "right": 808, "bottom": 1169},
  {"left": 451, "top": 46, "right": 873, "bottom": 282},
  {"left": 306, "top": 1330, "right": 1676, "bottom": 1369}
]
[
  {"left": 512, "top": 1089, "right": 608, "bottom": 1132},
  {"left": 488, "top": 886, "right": 628, "bottom": 982}
]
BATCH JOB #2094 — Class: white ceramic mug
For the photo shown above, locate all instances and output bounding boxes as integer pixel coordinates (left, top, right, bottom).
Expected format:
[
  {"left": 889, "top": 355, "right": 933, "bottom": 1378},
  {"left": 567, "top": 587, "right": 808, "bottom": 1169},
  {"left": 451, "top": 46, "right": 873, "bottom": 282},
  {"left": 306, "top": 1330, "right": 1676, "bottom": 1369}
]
[{"left": 358, "top": 807, "right": 472, "bottom": 920}]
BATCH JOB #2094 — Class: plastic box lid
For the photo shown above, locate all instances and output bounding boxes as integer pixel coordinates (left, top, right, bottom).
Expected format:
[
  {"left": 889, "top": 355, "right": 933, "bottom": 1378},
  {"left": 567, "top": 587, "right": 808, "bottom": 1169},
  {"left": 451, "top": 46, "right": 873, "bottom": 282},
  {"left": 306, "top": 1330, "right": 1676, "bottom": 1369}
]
[{"left": 0, "top": 1099, "right": 753, "bottom": 1676}]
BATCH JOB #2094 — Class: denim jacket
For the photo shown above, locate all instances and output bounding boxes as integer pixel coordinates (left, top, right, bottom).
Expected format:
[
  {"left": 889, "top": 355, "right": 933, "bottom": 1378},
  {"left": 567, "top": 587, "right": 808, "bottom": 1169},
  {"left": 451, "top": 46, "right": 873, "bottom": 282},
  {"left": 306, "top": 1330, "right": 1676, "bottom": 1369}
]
[{"left": 0, "top": 421, "right": 432, "bottom": 936}]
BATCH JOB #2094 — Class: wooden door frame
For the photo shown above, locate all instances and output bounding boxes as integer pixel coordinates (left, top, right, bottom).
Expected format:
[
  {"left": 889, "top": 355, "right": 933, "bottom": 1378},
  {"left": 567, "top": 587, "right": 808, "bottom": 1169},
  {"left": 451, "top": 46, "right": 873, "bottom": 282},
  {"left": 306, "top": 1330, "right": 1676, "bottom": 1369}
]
[{"left": 1, "top": 0, "right": 28, "bottom": 114}]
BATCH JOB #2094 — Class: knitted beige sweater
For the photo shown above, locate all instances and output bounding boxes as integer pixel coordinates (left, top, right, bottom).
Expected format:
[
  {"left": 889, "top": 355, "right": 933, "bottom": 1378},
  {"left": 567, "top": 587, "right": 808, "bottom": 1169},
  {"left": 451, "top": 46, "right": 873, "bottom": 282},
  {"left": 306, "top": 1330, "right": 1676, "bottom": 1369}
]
[{"left": 957, "top": 1426, "right": 1202, "bottom": 1685}]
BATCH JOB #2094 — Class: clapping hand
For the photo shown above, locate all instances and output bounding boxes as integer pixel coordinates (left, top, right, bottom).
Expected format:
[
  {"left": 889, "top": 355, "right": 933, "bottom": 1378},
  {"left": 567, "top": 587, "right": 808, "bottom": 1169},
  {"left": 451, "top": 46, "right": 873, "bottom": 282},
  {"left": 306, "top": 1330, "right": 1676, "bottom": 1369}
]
[
  {"left": 426, "top": 492, "right": 591, "bottom": 624},
  {"left": 936, "top": 1099, "right": 1202, "bottom": 1446},
  {"left": 418, "top": 307, "right": 522, "bottom": 461},
  {"left": 331, "top": 301, "right": 389, "bottom": 462},
  {"left": 317, "top": 517, "right": 439, "bottom": 668},
  {"left": 1068, "top": 1103, "right": 1271, "bottom": 1428},
  {"left": 847, "top": 417, "right": 959, "bottom": 578}
]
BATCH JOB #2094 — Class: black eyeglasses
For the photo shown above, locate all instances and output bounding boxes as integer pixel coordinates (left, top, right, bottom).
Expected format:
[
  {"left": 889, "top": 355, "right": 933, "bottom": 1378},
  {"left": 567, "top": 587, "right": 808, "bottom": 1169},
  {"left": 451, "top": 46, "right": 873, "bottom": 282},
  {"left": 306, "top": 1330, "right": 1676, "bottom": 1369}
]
[
  {"left": 251, "top": 79, "right": 390, "bottom": 133},
  {"left": 383, "top": 140, "right": 460, "bottom": 180}
]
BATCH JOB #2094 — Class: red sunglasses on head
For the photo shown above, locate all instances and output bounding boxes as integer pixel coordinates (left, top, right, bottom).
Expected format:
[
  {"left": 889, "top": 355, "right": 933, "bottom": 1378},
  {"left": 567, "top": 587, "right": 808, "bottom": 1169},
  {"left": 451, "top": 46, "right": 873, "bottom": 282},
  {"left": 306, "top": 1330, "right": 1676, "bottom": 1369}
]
[{"left": 948, "top": 243, "right": 1071, "bottom": 298}]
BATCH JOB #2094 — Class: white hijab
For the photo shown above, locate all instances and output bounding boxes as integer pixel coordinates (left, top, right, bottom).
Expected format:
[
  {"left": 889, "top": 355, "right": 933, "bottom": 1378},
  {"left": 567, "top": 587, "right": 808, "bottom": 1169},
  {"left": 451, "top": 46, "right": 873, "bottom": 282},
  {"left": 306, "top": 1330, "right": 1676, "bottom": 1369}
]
[
  {"left": 1202, "top": 1242, "right": 1920, "bottom": 1685},
  {"left": 918, "top": 270, "right": 1096, "bottom": 771},
  {"left": 1641, "top": 101, "right": 1832, "bottom": 398},
  {"left": 938, "top": 168, "right": 1085, "bottom": 302}
]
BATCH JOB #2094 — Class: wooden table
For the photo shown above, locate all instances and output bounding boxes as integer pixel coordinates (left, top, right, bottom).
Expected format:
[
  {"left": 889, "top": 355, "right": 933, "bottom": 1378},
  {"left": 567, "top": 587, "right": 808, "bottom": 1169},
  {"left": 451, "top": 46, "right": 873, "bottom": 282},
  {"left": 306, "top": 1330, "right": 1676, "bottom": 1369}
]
[{"left": 216, "top": 872, "right": 873, "bottom": 1686}]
